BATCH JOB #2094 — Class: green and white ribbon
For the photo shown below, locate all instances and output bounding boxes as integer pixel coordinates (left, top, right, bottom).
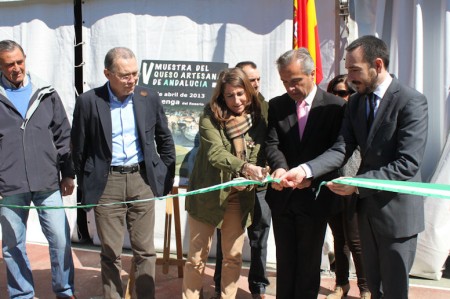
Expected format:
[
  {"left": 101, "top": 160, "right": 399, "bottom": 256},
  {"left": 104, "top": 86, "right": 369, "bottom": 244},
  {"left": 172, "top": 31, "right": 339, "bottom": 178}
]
[
  {"left": 5, "top": 176, "right": 448, "bottom": 210},
  {"left": 0, "top": 176, "right": 280, "bottom": 210},
  {"left": 318, "top": 177, "right": 450, "bottom": 200}
]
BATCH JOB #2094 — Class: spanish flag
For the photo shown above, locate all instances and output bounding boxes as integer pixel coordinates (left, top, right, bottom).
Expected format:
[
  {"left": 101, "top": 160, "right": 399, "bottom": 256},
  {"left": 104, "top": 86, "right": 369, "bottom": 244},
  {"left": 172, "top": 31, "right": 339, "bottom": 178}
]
[{"left": 293, "top": 0, "right": 323, "bottom": 84}]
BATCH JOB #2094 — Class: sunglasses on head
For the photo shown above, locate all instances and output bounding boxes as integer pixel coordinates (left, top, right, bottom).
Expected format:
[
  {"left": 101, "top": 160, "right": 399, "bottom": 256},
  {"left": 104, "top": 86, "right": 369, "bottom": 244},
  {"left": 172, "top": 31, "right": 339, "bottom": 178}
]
[{"left": 333, "top": 89, "right": 350, "bottom": 97}]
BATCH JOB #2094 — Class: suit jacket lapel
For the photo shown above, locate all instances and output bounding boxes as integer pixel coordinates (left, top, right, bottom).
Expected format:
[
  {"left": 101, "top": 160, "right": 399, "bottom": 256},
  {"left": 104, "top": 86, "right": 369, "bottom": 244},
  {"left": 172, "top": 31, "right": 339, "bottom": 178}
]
[
  {"left": 366, "top": 79, "right": 399, "bottom": 146},
  {"left": 133, "top": 87, "right": 147, "bottom": 144},
  {"left": 357, "top": 94, "right": 369, "bottom": 138},
  {"left": 286, "top": 98, "right": 301, "bottom": 146},
  {"left": 96, "top": 84, "right": 113, "bottom": 153},
  {"left": 300, "top": 89, "right": 324, "bottom": 144},
  {"left": 347, "top": 94, "right": 370, "bottom": 154}
]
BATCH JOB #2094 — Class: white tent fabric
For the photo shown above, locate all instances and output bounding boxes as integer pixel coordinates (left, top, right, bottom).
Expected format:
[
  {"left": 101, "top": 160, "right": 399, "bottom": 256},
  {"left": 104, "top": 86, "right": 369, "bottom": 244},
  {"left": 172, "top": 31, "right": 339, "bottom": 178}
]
[
  {"left": 80, "top": 0, "right": 293, "bottom": 101},
  {"left": 0, "top": 0, "right": 76, "bottom": 120},
  {"left": 410, "top": 134, "right": 450, "bottom": 280},
  {"left": 0, "top": 0, "right": 77, "bottom": 242},
  {"left": 410, "top": 5, "right": 450, "bottom": 277}
]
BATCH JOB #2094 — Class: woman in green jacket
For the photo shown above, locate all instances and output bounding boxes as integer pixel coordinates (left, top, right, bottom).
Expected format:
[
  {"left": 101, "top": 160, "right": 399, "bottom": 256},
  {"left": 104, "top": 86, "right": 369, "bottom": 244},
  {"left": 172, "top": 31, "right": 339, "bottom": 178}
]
[{"left": 183, "top": 68, "right": 267, "bottom": 299}]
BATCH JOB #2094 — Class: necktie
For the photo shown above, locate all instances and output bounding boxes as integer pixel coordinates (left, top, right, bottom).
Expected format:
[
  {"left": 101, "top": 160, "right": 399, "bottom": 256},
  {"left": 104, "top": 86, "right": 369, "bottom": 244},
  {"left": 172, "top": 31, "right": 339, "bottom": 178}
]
[
  {"left": 297, "top": 100, "right": 308, "bottom": 139},
  {"left": 367, "top": 93, "right": 376, "bottom": 131}
]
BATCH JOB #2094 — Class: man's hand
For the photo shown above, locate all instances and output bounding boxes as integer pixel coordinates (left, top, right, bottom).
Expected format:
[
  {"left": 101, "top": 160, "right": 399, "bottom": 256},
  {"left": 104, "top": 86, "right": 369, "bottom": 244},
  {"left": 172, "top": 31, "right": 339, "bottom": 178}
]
[
  {"left": 296, "top": 178, "right": 312, "bottom": 189},
  {"left": 61, "top": 177, "right": 75, "bottom": 196},
  {"left": 326, "top": 177, "right": 357, "bottom": 195},
  {"left": 270, "top": 168, "right": 287, "bottom": 191},
  {"left": 279, "top": 166, "right": 307, "bottom": 188}
]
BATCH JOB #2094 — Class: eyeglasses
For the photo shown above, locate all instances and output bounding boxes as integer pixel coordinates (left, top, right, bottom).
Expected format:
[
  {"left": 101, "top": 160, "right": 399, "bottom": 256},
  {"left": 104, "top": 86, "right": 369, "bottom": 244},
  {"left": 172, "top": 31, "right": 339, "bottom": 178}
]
[
  {"left": 111, "top": 71, "right": 140, "bottom": 82},
  {"left": 333, "top": 89, "right": 351, "bottom": 97}
]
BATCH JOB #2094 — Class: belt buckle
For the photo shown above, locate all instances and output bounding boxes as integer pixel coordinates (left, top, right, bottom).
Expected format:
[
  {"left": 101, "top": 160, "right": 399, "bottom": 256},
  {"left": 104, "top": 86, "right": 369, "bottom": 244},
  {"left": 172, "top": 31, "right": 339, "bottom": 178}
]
[
  {"left": 120, "top": 164, "right": 139, "bottom": 174},
  {"left": 119, "top": 166, "right": 130, "bottom": 174}
]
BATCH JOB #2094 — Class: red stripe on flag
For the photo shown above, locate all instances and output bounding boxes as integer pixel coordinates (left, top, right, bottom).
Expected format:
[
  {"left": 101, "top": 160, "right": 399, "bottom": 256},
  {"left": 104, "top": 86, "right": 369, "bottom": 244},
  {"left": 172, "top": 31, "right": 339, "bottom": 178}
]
[
  {"left": 313, "top": 23, "right": 323, "bottom": 84},
  {"left": 293, "top": 0, "right": 323, "bottom": 84}
]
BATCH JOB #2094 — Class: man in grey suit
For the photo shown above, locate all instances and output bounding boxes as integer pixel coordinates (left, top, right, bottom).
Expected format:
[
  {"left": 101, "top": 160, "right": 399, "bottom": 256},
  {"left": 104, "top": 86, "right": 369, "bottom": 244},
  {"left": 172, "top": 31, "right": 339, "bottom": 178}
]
[
  {"left": 279, "top": 35, "right": 428, "bottom": 299},
  {"left": 71, "top": 47, "right": 176, "bottom": 299}
]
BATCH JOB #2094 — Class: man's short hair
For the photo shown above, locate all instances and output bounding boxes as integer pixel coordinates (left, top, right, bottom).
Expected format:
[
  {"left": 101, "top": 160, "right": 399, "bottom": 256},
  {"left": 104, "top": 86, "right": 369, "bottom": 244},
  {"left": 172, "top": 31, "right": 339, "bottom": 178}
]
[
  {"left": 276, "top": 48, "right": 315, "bottom": 75},
  {"left": 346, "top": 35, "right": 390, "bottom": 69},
  {"left": 0, "top": 40, "right": 25, "bottom": 56},
  {"left": 104, "top": 47, "right": 136, "bottom": 71},
  {"left": 235, "top": 61, "right": 257, "bottom": 70}
]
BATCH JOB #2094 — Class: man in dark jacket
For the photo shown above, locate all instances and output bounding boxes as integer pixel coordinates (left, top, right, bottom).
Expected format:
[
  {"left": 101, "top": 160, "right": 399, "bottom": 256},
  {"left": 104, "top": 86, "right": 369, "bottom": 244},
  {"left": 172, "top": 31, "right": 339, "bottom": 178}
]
[
  {"left": 71, "top": 47, "right": 175, "bottom": 299},
  {"left": 0, "top": 40, "right": 76, "bottom": 299},
  {"left": 279, "top": 36, "right": 428, "bottom": 299},
  {"left": 266, "top": 48, "right": 345, "bottom": 299}
]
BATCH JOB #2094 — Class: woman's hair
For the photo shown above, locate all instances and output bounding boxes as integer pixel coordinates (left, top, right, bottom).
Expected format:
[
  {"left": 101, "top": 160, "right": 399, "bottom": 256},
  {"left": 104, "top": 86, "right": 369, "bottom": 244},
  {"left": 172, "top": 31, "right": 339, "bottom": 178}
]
[
  {"left": 326, "top": 74, "right": 354, "bottom": 94},
  {"left": 208, "top": 67, "right": 261, "bottom": 126}
]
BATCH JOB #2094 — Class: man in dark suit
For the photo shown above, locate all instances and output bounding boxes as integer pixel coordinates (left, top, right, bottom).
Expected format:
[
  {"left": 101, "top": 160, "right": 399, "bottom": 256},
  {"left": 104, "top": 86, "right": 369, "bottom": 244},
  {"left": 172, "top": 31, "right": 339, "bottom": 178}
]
[
  {"left": 71, "top": 47, "right": 175, "bottom": 299},
  {"left": 280, "top": 36, "right": 428, "bottom": 299},
  {"left": 265, "top": 48, "right": 346, "bottom": 299}
]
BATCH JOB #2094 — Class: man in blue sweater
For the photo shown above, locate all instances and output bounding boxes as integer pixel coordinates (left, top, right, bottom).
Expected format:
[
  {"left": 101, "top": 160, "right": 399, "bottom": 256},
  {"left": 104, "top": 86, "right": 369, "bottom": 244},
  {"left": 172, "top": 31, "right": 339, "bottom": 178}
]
[{"left": 0, "top": 40, "right": 76, "bottom": 299}]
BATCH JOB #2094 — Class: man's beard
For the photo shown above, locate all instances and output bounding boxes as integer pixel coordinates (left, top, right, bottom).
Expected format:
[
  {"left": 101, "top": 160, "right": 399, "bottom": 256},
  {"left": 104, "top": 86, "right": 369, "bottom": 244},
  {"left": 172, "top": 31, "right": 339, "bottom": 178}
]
[{"left": 349, "top": 69, "right": 378, "bottom": 95}]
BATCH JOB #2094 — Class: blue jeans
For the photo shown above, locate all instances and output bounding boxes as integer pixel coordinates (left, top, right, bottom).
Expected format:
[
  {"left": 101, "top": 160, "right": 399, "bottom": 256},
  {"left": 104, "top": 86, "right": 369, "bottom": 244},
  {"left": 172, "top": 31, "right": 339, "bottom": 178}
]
[{"left": 0, "top": 190, "right": 75, "bottom": 299}]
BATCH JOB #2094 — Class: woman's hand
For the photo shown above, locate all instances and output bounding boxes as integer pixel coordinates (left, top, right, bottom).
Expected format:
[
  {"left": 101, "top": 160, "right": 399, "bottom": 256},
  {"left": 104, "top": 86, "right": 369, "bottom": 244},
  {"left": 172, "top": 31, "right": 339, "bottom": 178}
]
[{"left": 242, "top": 163, "right": 266, "bottom": 181}]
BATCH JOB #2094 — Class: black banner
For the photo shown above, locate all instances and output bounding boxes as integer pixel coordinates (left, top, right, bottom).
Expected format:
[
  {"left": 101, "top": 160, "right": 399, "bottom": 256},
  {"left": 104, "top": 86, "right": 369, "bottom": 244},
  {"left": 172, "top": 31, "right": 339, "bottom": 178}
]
[
  {"left": 138, "top": 60, "right": 228, "bottom": 183},
  {"left": 139, "top": 60, "right": 228, "bottom": 108}
]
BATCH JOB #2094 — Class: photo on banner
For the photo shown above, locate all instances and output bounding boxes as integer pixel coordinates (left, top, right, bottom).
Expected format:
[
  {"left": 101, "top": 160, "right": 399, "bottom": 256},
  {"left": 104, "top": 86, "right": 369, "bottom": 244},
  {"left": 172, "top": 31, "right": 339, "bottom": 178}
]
[{"left": 139, "top": 60, "right": 228, "bottom": 186}]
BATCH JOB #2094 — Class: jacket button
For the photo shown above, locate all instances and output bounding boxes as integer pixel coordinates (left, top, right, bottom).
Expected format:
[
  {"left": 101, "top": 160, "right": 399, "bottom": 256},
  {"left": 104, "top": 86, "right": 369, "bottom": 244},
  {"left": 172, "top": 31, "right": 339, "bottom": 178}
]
[{"left": 104, "top": 173, "right": 108, "bottom": 177}]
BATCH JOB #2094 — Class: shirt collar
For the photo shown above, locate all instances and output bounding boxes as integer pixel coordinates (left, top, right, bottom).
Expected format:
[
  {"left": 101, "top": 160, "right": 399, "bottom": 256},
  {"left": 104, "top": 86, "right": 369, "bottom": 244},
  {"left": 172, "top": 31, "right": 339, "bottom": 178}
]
[
  {"left": 0, "top": 73, "right": 30, "bottom": 89},
  {"left": 303, "top": 84, "right": 317, "bottom": 106},
  {"left": 373, "top": 74, "right": 393, "bottom": 99},
  {"left": 107, "top": 81, "right": 133, "bottom": 104}
]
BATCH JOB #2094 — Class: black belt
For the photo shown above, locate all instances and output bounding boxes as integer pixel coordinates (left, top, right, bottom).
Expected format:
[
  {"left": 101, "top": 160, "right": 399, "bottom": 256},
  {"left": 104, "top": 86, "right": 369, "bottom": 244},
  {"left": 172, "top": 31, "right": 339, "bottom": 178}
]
[{"left": 110, "top": 162, "right": 144, "bottom": 174}]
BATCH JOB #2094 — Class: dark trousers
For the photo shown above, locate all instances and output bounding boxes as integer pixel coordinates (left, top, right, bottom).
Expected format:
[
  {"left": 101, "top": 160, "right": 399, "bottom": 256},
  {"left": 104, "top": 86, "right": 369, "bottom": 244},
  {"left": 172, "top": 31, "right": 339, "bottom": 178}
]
[
  {"left": 327, "top": 196, "right": 368, "bottom": 292},
  {"left": 95, "top": 170, "right": 156, "bottom": 299},
  {"left": 358, "top": 214, "right": 418, "bottom": 299},
  {"left": 214, "top": 189, "right": 271, "bottom": 294},
  {"left": 272, "top": 207, "right": 327, "bottom": 299},
  {"left": 76, "top": 188, "right": 91, "bottom": 242}
]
